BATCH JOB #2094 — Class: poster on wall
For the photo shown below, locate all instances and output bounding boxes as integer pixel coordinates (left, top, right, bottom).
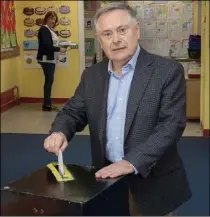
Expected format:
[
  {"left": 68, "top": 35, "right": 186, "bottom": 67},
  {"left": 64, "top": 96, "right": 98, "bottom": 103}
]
[
  {"left": 85, "top": 38, "right": 95, "bottom": 57},
  {"left": 1, "top": 0, "right": 20, "bottom": 59}
]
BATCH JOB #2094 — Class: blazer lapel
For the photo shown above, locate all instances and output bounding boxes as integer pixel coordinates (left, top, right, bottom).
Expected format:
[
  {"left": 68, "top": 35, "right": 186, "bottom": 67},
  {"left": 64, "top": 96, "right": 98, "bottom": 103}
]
[
  {"left": 124, "top": 48, "right": 155, "bottom": 141},
  {"left": 98, "top": 62, "right": 110, "bottom": 158}
]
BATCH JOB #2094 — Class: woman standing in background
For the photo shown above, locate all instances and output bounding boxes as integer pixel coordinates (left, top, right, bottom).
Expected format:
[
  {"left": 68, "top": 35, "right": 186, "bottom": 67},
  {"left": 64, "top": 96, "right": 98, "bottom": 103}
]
[{"left": 37, "top": 11, "right": 66, "bottom": 111}]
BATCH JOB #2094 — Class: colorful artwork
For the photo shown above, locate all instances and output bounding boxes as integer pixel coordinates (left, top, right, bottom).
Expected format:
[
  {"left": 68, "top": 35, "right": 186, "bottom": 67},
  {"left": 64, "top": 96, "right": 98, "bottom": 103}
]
[{"left": 1, "top": 0, "right": 19, "bottom": 59}]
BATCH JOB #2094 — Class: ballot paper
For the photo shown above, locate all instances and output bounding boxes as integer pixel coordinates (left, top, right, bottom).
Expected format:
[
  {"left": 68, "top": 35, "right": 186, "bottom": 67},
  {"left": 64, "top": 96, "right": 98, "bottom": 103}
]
[{"left": 58, "top": 150, "right": 64, "bottom": 177}]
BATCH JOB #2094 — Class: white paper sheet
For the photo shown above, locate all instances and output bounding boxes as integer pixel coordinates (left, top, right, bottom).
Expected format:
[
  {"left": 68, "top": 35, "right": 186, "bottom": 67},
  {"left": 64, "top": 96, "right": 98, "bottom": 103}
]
[
  {"left": 155, "top": 4, "right": 167, "bottom": 21},
  {"left": 143, "top": 21, "right": 156, "bottom": 38},
  {"left": 155, "top": 39, "right": 170, "bottom": 56},
  {"left": 156, "top": 21, "right": 168, "bottom": 38},
  {"left": 168, "top": 2, "right": 181, "bottom": 20},
  {"left": 168, "top": 20, "right": 181, "bottom": 40}
]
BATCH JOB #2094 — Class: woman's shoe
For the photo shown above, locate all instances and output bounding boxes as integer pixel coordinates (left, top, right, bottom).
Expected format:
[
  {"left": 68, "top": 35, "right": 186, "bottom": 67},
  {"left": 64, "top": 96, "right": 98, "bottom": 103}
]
[{"left": 42, "top": 105, "right": 52, "bottom": 111}]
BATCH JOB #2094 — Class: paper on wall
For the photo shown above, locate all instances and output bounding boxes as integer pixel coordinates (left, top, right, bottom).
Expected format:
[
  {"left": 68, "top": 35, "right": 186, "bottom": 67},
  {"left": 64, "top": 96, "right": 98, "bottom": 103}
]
[
  {"left": 156, "top": 21, "right": 168, "bottom": 38},
  {"left": 168, "top": 20, "right": 181, "bottom": 40},
  {"left": 168, "top": 2, "right": 181, "bottom": 20},
  {"left": 155, "top": 4, "right": 167, "bottom": 21},
  {"left": 155, "top": 39, "right": 170, "bottom": 57},
  {"left": 182, "top": 3, "right": 193, "bottom": 22},
  {"left": 180, "top": 39, "right": 189, "bottom": 57},
  {"left": 144, "top": 4, "right": 155, "bottom": 20},
  {"left": 182, "top": 21, "right": 193, "bottom": 37},
  {"left": 143, "top": 21, "right": 156, "bottom": 38},
  {"left": 169, "top": 40, "right": 181, "bottom": 57}
]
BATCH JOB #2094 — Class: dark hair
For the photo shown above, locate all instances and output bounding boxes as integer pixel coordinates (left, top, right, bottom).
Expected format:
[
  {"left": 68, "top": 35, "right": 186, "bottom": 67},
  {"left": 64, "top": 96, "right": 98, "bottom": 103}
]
[{"left": 43, "top": 11, "right": 58, "bottom": 28}]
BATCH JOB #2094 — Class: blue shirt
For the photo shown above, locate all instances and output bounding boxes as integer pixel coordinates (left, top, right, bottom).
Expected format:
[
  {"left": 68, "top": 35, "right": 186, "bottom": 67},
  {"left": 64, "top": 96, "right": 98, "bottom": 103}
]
[{"left": 106, "top": 45, "right": 140, "bottom": 171}]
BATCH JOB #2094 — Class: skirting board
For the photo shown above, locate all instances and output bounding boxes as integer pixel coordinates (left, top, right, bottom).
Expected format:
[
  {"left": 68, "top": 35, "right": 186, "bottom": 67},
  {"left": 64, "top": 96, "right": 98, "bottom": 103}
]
[{"left": 19, "top": 97, "right": 68, "bottom": 104}]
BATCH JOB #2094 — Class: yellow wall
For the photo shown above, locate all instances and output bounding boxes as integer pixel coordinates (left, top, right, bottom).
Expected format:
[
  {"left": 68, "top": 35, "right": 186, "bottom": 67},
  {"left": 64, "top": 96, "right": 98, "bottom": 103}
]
[
  {"left": 14, "top": 1, "right": 80, "bottom": 98},
  {"left": 200, "top": 1, "right": 210, "bottom": 129},
  {"left": 1, "top": 57, "right": 21, "bottom": 93}
]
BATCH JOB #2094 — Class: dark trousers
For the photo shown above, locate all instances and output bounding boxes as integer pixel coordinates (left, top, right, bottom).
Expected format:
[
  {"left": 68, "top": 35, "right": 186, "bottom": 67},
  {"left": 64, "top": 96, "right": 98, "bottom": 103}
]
[{"left": 40, "top": 62, "right": 55, "bottom": 106}]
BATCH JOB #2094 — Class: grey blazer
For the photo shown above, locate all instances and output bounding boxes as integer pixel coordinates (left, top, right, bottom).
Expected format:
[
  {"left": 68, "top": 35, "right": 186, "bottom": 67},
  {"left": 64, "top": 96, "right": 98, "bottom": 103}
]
[{"left": 50, "top": 47, "right": 192, "bottom": 215}]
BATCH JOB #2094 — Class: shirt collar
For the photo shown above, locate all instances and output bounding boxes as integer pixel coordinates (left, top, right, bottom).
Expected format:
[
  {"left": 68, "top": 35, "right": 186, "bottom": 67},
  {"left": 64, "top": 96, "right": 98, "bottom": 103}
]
[{"left": 108, "top": 44, "right": 140, "bottom": 74}]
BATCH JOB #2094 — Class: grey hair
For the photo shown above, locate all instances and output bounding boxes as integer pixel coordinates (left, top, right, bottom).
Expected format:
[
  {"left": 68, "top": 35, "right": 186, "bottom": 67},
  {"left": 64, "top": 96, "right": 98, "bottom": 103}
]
[{"left": 93, "top": 2, "right": 138, "bottom": 31}]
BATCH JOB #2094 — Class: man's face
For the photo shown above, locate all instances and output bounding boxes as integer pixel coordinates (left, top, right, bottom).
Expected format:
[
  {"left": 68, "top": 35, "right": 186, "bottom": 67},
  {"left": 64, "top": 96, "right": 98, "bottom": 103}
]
[{"left": 96, "top": 9, "right": 140, "bottom": 63}]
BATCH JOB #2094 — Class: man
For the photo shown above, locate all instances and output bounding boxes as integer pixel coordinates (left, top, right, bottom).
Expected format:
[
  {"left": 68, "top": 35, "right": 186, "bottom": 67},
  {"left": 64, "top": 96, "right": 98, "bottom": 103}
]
[{"left": 44, "top": 2, "right": 192, "bottom": 216}]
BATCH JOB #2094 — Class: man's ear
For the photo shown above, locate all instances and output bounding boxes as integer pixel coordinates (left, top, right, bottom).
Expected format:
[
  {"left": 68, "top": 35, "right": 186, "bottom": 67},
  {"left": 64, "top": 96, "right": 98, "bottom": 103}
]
[{"left": 135, "top": 22, "right": 140, "bottom": 40}]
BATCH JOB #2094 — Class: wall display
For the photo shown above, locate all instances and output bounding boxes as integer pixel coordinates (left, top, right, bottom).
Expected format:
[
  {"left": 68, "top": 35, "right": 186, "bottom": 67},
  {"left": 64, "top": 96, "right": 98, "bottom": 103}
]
[
  {"left": 1, "top": 0, "right": 20, "bottom": 59},
  {"left": 24, "top": 18, "right": 35, "bottom": 27},
  {"left": 128, "top": 1, "right": 194, "bottom": 57},
  {"left": 59, "top": 5, "right": 70, "bottom": 14},
  {"left": 59, "top": 17, "right": 71, "bottom": 26},
  {"left": 23, "top": 7, "right": 34, "bottom": 16},
  {"left": 35, "top": 7, "right": 46, "bottom": 15}
]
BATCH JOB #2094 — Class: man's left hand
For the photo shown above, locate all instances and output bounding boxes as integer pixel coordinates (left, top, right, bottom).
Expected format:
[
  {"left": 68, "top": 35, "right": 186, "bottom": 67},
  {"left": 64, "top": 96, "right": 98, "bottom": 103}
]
[{"left": 95, "top": 160, "right": 134, "bottom": 179}]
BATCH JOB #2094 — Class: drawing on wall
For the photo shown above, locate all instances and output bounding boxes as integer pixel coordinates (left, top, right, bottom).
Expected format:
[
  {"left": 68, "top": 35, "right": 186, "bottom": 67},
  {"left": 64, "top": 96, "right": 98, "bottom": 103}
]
[
  {"left": 47, "top": 6, "right": 58, "bottom": 13},
  {"left": 23, "top": 40, "right": 38, "bottom": 50},
  {"left": 60, "top": 17, "right": 71, "bottom": 26},
  {"left": 24, "top": 29, "right": 35, "bottom": 38},
  {"left": 59, "top": 5, "right": 70, "bottom": 14},
  {"left": 155, "top": 4, "right": 167, "bottom": 20},
  {"left": 35, "top": 7, "right": 46, "bottom": 15},
  {"left": 85, "top": 38, "right": 95, "bottom": 57},
  {"left": 23, "top": 7, "right": 34, "bottom": 16},
  {"left": 59, "top": 30, "right": 71, "bottom": 38},
  {"left": 24, "top": 18, "right": 35, "bottom": 27}
]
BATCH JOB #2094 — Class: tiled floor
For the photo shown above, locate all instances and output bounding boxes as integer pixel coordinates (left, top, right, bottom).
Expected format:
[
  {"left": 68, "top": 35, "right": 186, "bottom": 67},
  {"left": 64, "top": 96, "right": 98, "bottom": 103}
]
[{"left": 1, "top": 103, "right": 202, "bottom": 136}]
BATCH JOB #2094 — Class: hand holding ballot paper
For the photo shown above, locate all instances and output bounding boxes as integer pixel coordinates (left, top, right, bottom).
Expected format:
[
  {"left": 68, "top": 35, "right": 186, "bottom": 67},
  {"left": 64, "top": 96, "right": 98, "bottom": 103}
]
[{"left": 44, "top": 132, "right": 68, "bottom": 156}]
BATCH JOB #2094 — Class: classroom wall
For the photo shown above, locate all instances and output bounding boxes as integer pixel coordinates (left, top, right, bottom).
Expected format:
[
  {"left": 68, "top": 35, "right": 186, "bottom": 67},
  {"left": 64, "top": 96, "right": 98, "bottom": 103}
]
[
  {"left": 14, "top": 1, "right": 80, "bottom": 99},
  {"left": 200, "top": 1, "right": 210, "bottom": 131},
  {"left": 1, "top": 57, "right": 20, "bottom": 93}
]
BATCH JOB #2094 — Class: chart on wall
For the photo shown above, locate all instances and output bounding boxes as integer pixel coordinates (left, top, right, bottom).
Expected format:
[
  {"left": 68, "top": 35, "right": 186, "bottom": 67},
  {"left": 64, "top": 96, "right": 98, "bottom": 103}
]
[
  {"left": 1, "top": 0, "right": 20, "bottom": 59},
  {"left": 128, "top": 1, "right": 194, "bottom": 57}
]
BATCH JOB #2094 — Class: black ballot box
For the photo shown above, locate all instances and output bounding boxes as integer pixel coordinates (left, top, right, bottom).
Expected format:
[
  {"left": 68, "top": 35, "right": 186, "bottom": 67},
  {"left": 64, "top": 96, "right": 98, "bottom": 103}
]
[{"left": 1, "top": 164, "right": 130, "bottom": 216}]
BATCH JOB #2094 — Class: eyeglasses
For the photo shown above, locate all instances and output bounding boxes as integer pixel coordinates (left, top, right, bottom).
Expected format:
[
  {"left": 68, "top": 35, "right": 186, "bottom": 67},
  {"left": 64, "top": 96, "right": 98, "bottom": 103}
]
[{"left": 99, "top": 25, "right": 131, "bottom": 40}]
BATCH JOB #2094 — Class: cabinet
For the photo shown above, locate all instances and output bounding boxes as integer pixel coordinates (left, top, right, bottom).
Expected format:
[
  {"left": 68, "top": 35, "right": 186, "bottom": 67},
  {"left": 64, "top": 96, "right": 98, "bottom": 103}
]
[{"left": 186, "top": 78, "right": 200, "bottom": 119}]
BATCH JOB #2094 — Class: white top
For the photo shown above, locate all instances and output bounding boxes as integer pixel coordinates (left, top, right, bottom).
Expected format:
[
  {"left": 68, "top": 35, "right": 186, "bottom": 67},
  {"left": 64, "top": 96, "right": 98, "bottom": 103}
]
[{"left": 39, "top": 25, "right": 60, "bottom": 64}]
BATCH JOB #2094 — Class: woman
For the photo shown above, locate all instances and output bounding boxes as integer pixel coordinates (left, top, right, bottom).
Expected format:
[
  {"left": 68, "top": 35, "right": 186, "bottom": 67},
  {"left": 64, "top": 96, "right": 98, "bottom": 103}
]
[{"left": 37, "top": 11, "right": 66, "bottom": 111}]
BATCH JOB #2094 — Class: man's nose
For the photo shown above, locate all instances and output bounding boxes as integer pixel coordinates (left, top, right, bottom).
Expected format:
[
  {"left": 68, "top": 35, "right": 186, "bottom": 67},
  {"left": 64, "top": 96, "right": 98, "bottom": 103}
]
[{"left": 112, "top": 32, "right": 121, "bottom": 43}]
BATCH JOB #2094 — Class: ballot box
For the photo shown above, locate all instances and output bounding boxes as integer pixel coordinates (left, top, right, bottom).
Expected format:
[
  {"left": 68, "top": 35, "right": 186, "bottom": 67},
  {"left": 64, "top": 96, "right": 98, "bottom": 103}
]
[{"left": 1, "top": 164, "right": 129, "bottom": 216}]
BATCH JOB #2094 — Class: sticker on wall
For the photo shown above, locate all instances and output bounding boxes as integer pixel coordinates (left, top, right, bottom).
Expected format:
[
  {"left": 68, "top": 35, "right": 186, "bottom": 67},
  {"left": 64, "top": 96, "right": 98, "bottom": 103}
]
[
  {"left": 59, "top": 5, "right": 70, "bottom": 14},
  {"left": 35, "top": 18, "right": 44, "bottom": 26},
  {"left": 23, "top": 40, "right": 38, "bottom": 50},
  {"left": 59, "top": 30, "right": 71, "bottom": 38},
  {"left": 24, "top": 29, "right": 35, "bottom": 38},
  {"left": 35, "top": 7, "right": 46, "bottom": 15},
  {"left": 60, "top": 17, "right": 71, "bottom": 26},
  {"left": 23, "top": 7, "right": 34, "bottom": 16},
  {"left": 47, "top": 6, "right": 58, "bottom": 13},
  {"left": 24, "top": 18, "right": 35, "bottom": 27}
]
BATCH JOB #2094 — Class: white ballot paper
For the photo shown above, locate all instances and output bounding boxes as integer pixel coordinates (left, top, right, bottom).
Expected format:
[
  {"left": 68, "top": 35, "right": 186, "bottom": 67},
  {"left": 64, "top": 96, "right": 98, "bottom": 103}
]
[{"left": 58, "top": 150, "right": 64, "bottom": 177}]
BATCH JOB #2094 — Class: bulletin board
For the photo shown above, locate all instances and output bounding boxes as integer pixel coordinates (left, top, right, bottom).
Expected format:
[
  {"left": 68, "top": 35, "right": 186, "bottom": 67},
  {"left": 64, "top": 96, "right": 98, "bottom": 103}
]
[
  {"left": 1, "top": 0, "right": 20, "bottom": 60},
  {"left": 127, "top": 1, "right": 194, "bottom": 58}
]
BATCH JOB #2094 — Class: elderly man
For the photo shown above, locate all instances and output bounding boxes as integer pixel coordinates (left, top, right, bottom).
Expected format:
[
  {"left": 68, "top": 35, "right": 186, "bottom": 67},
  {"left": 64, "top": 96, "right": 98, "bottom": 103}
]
[{"left": 44, "top": 2, "right": 192, "bottom": 216}]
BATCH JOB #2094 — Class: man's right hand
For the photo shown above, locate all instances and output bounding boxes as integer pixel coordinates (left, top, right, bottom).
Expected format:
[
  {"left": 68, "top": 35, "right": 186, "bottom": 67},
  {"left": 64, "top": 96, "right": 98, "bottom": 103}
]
[{"left": 44, "top": 132, "right": 68, "bottom": 156}]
